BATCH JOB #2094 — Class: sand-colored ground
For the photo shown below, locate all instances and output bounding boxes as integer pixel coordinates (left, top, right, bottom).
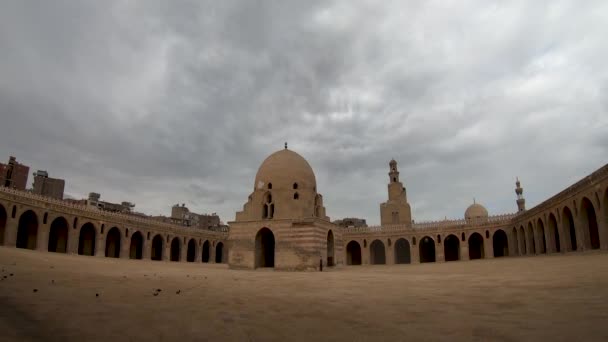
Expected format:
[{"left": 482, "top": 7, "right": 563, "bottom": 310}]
[{"left": 1, "top": 247, "right": 608, "bottom": 342}]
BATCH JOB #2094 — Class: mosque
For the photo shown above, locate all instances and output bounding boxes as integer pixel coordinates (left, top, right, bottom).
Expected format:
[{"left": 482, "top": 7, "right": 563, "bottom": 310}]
[{"left": 0, "top": 145, "right": 607, "bottom": 271}]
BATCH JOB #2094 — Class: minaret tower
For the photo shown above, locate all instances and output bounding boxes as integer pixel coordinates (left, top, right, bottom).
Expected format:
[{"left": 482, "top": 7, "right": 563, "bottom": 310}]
[
  {"left": 380, "top": 159, "right": 412, "bottom": 226},
  {"left": 515, "top": 177, "right": 526, "bottom": 212}
]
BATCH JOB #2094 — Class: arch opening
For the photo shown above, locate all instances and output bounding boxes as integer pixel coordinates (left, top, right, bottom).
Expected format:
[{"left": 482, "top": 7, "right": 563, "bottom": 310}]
[
  {"left": 187, "top": 239, "right": 196, "bottom": 262},
  {"left": 16, "top": 210, "right": 38, "bottom": 250},
  {"left": 48, "top": 217, "right": 68, "bottom": 253},
  {"left": 444, "top": 234, "right": 460, "bottom": 261},
  {"left": 170, "top": 237, "right": 180, "bottom": 261},
  {"left": 512, "top": 227, "right": 519, "bottom": 255},
  {"left": 0, "top": 204, "right": 6, "bottom": 245},
  {"left": 215, "top": 242, "right": 224, "bottom": 263},
  {"left": 536, "top": 219, "right": 547, "bottom": 254},
  {"left": 394, "top": 238, "right": 411, "bottom": 264},
  {"left": 202, "top": 240, "right": 210, "bottom": 263},
  {"left": 370, "top": 240, "right": 386, "bottom": 265},
  {"left": 493, "top": 230, "right": 508, "bottom": 257},
  {"left": 548, "top": 214, "right": 560, "bottom": 253},
  {"left": 151, "top": 234, "right": 163, "bottom": 261},
  {"left": 346, "top": 241, "right": 362, "bottom": 265},
  {"left": 129, "top": 232, "right": 143, "bottom": 259},
  {"left": 468, "top": 233, "right": 484, "bottom": 260},
  {"left": 327, "top": 230, "right": 335, "bottom": 267},
  {"left": 518, "top": 226, "right": 527, "bottom": 254},
  {"left": 255, "top": 228, "right": 275, "bottom": 268},
  {"left": 419, "top": 236, "right": 436, "bottom": 263},
  {"left": 105, "top": 227, "right": 121, "bottom": 258},
  {"left": 527, "top": 223, "right": 536, "bottom": 254},
  {"left": 78, "top": 223, "right": 96, "bottom": 256},
  {"left": 581, "top": 197, "right": 600, "bottom": 250}
]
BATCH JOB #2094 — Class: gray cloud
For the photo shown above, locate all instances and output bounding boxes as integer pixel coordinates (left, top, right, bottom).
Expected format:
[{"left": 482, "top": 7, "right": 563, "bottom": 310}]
[{"left": 0, "top": 1, "right": 606, "bottom": 224}]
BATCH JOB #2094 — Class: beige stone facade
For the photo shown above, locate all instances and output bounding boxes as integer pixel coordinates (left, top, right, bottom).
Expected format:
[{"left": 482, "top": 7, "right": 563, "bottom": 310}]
[{"left": 0, "top": 146, "right": 607, "bottom": 272}]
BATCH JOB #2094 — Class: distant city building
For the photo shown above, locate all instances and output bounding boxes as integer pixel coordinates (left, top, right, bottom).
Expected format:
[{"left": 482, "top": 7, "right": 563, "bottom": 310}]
[
  {"left": 0, "top": 156, "right": 29, "bottom": 190},
  {"left": 170, "top": 203, "right": 222, "bottom": 230},
  {"left": 65, "top": 192, "right": 135, "bottom": 213},
  {"left": 333, "top": 217, "right": 368, "bottom": 228},
  {"left": 32, "top": 170, "right": 65, "bottom": 199}
]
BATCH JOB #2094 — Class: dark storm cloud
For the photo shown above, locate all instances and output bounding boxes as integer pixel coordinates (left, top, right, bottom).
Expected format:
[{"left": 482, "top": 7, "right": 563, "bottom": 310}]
[{"left": 0, "top": 1, "right": 606, "bottom": 224}]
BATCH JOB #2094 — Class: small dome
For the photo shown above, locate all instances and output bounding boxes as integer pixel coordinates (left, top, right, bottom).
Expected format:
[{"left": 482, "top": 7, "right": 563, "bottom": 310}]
[
  {"left": 254, "top": 148, "right": 316, "bottom": 191},
  {"left": 465, "top": 202, "right": 488, "bottom": 220}
]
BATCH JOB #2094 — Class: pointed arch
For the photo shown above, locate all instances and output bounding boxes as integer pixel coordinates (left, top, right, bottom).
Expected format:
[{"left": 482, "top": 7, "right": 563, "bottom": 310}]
[
  {"left": 370, "top": 240, "right": 386, "bottom": 265},
  {"left": 419, "top": 236, "right": 436, "bottom": 263},
  {"left": 202, "top": 240, "right": 210, "bottom": 262},
  {"left": 215, "top": 241, "right": 224, "bottom": 263},
  {"left": 548, "top": 213, "right": 560, "bottom": 253},
  {"left": 48, "top": 216, "right": 69, "bottom": 253},
  {"left": 78, "top": 223, "right": 96, "bottom": 256},
  {"left": 187, "top": 238, "right": 196, "bottom": 262},
  {"left": 16, "top": 210, "right": 38, "bottom": 250},
  {"left": 492, "top": 229, "right": 508, "bottom": 257},
  {"left": 444, "top": 234, "right": 460, "bottom": 261},
  {"left": 512, "top": 227, "right": 519, "bottom": 255},
  {"left": 468, "top": 232, "right": 484, "bottom": 260},
  {"left": 0, "top": 204, "right": 6, "bottom": 246},
  {"left": 580, "top": 197, "right": 600, "bottom": 250},
  {"left": 562, "top": 206, "right": 577, "bottom": 251},
  {"left": 255, "top": 228, "right": 275, "bottom": 268},
  {"left": 129, "top": 231, "right": 144, "bottom": 259},
  {"left": 151, "top": 234, "right": 164, "bottom": 261},
  {"left": 346, "top": 240, "right": 362, "bottom": 265},
  {"left": 394, "top": 238, "right": 411, "bottom": 264},
  {"left": 170, "top": 237, "right": 181, "bottom": 261},
  {"left": 327, "top": 230, "right": 335, "bottom": 266},
  {"left": 536, "top": 218, "right": 547, "bottom": 254},
  {"left": 526, "top": 222, "right": 536, "bottom": 254},
  {"left": 105, "top": 227, "right": 121, "bottom": 258}
]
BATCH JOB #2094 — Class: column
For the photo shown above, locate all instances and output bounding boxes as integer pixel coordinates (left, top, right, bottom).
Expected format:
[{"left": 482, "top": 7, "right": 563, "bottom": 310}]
[
  {"left": 435, "top": 241, "right": 445, "bottom": 262},
  {"left": 36, "top": 221, "right": 49, "bottom": 252},
  {"left": 460, "top": 241, "right": 469, "bottom": 261},
  {"left": 67, "top": 225, "right": 79, "bottom": 254},
  {"left": 180, "top": 243, "right": 188, "bottom": 262},
  {"left": 120, "top": 236, "right": 130, "bottom": 259},
  {"left": 95, "top": 234, "right": 105, "bottom": 257},
  {"left": 484, "top": 235, "right": 494, "bottom": 259},
  {"left": 386, "top": 240, "right": 395, "bottom": 265},
  {"left": 3, "top": 217, "right": 18, "bottom": 247},
  {"left": 195, "top": 241, "right": 202, "bottom": 263},
  {"left": 410, "top": 240, "right": 420, "bottom": 264},
  {"left": 143, "top": 238, "right": 152, "bottom": 260},
  {"left": 209, "top": 244, "right": 216, "bottom": 264}
]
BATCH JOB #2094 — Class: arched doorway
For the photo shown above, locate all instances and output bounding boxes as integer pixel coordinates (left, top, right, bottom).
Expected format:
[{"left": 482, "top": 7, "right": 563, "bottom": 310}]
[
  {"left": 187, "top": 239, "right": 196, "bottom": 262},
  {"left": 419, "top": 236, "right": 436, "bottom": 263},
  {"left": 536, "top": 219, "right": 547, "bottom": 254},
  {"left": 16, "top": 210, "right": 38, "bottom": 250},
  {"left": 151, "top": 234, "right": 163, "bottom": 261},
  {"left": 105, "top": 227, "right": 121, "bottom": 258},
  {"left": 346, "top": 241, "right": 362, "bottom": 265},
  {"left": 327, "top": 230, "right": 335, "bottom": 267},
  {"left": 0, "top": 204, "right": 6, "bottom": 245},
  {"left": 580, "top": 197, "right": 600, "bottom": 250},
  {"left": 370, "top": 240, "right": 386, "bottom": 265},
  {"left": 202, "top": 240, "right": 210, "bottom": 262},
  {"left": 48, "top": 217, "right": 68, "bottom": 253},
  {"left": 444, "top": 234, "right": 460, "bottom": 261},
  {"left": 255, "top": 228, "right": 275, "bottom": 268},
  {"left": 562, "top": 207, "right": 577, "bottom": 251},
  {"left": 78, "top": 223, "right": 96, "bottom": 256},
  {"left": 170, "top": 237, "right": 180, "bottom": 261},
  {"left": 518, "top": 226, "right": 526, "bottom": 254},
  {"left": 468, "top": 233, "right": 484, "bottom": 260},
  {"left": 548, "top": 213, "right": 560, "bottom": 253},
  {"left": 394, "top": 238, "right": 411, "bottom": 264},
  {"left": 129, "top": 232, "right": 143, "bottom": 259},
  {"left": 215, "top": 242, "right": 224, "bottom": 263},
  {"left": 493, "top": 230, "right": 508, "bottom": 257}
]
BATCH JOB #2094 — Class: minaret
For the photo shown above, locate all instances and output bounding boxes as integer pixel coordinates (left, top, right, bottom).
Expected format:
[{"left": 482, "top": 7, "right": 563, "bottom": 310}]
[
  {"left": 380, "top": 159, "right": 412, "bottom": 226},
  {"left": 515, "top": 177, "right": 525, "bottom": 212}
]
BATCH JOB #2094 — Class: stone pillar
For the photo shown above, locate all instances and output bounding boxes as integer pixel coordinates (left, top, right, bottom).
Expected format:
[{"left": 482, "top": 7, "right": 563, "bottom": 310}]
[
  {"left": 163, "top": 243, "right": 170, "bottom": 261},
  {"left": 3, "top": 217, "right": 18, "bottom": 247},
  {"left": 67, "top": 226, "right": 79, "bottom": 254},
  {"left": 180, "top": 243, "right": 188, "bottom": 262},
  {"left": 195, "top": 241, "right": 202, "bottom": 263},
  {"left": 460, "top": 241, "right": 469, "bottom": 261},
  {"left": 509, "top": 229, "right": 519, "bottom": 256},
  {"left": 209, "top": 244, "right": 216, "bottom": 264},
  {"left": 36, "top": 221, "right": 49, "bottom": 252},
  {"left": 386, "top": 241, "right": 395, "bottom": 265},
  {"left": 599, "top": 208, "right": 608, "bottom": 250},
  {"left": 410, "top": 241, "right": 420, "bottom": 264},
  {"left": 95, "top": 234, "right": 105, "bottom": 257},
  {"left": 143, "top": 239, "right": 152, "bottom": 260},
  {"left": 120, "top": 236, "right": 130, "bottom": 259},
  {"left": 574, "top": 216, "right": 587, "bottom": 251},
  {"left": 435, "top": 241, "right": 445, "bottom": 262},
  {"left": 484, "top": 235, "right": 494, "bottom": 259}
]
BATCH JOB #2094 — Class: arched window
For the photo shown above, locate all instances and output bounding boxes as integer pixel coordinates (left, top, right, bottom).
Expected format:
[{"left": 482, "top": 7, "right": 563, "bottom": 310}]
[
  {"left": 263, "top": 192, "right": 274, "bottom": 219},
  {"left": 485, "top": 230, "right": 489, "bottom": 239},
  {"left": 268, "top": 183, "right": 272, "bottom": 190},
  {"left": 293, "top": 183, "right": 298, "bottom": 190},
  {"left": 461, "top": 232, "right": 465, "bottom": 241},
  {"left": 293, "top": 192, "right": 299, "bottom": 200},
  {"left": 413, "top": 237, "right": 417, "bottom": 245},
  {"left": 125, "top": 228, "right": 129, "bottom": 237},
  {"left": 43, "top": 212, "right": 48, "bottom": 225},
  {"left": 363, "top": 239, "right": 367, "bottom": 248},
  {"left": 437, "top": 235, "right": 441, "bottom": 243}
]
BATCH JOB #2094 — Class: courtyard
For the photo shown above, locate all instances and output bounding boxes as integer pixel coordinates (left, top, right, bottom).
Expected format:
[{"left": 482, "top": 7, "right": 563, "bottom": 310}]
[{"left": 1, "top": 247, "right": 607, "bottom": 341}]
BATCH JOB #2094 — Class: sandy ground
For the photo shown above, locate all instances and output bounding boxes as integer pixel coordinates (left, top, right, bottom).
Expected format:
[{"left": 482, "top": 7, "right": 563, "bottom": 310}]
[{"left": 1, "top": 247, "right": 608, "bottom": 342}]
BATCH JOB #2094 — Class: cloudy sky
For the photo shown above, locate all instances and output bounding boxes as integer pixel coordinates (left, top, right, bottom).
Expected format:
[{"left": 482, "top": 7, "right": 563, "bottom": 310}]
[{"left": 1, "top": 1, "right": 606, "bottom": 225}]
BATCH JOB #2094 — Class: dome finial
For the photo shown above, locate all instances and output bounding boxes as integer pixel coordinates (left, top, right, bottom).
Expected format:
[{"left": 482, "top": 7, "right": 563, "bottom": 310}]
[
  {"left": 473, "top": 197, "right": 476, "bottom": 204},
  {"left": 284, "top": 142, "right": 288, "bottom": 149}
]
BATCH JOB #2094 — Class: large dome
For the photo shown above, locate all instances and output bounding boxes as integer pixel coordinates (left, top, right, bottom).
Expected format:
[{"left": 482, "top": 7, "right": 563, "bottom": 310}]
[
  {"left": 464, "top": 202, "right": 489, "bottom": 220},
  {"left": 254, "top": 148, "right": 317, "bottom": 191}
]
